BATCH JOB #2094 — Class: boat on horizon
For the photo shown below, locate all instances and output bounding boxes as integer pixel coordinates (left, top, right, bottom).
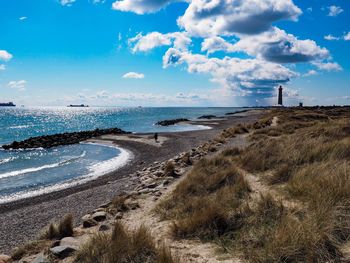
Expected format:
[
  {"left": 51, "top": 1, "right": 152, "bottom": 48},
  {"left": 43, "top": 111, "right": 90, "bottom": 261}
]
[
  {"left": 0, "top": 102, "right": 16, "bottom": 107},
  {"left": 67, "top": 104, "right": 89, "bottom": 108}
]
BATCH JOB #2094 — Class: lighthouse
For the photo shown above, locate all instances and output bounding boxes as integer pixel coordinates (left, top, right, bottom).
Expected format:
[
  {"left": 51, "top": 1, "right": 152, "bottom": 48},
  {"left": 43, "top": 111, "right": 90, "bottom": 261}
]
[{"left": 278, "top": 85, "right": 283, "bottom": 106}]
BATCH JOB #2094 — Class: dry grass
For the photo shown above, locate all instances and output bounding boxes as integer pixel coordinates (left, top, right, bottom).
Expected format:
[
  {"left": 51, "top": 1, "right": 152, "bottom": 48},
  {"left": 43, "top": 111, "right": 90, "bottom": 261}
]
[
  {"left": 75, "top": 221, "right": 177, "bottom": 263},
  {"left": 11, "top": 240, "right": 51, "bottom": 261},
  {"left": 40, "top": 214, "right": 74, "bottom": 240},
  {"left": 157, "top": 107, "right": 350, "bottom": 262},
  {"left": 156, "top": 154, "right": 250, "bottom": 240}
]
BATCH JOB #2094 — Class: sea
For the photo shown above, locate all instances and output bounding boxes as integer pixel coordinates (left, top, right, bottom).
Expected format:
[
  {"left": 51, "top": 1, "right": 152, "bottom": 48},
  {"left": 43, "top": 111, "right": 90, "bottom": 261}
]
[{"left": 0, "top": 106, "right": 245, "bottom": 204}]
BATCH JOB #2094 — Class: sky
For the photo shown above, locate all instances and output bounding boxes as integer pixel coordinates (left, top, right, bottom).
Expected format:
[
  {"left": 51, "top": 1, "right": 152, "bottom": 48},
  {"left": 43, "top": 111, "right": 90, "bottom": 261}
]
[{"left": 0, "top": 0, "right": 349, "bottom": 107}]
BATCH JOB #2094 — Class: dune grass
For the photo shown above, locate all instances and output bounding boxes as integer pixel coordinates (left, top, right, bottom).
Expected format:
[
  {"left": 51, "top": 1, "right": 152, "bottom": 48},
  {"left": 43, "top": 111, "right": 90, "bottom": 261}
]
[
  {"left": 75, "top": 221, "right": 177, "bottom": 263},
  {"left": 157, "top": 107, "right": 350, "bottom": 262}
]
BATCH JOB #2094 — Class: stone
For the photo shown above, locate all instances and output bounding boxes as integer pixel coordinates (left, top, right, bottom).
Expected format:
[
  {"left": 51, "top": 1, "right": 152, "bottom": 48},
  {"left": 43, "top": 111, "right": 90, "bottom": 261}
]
[
  {"left": 60, "top": 237, "right": 79, "bottom": 247},
  {"left": 147, "top": 182, "right": 157, "bottom": 189},
  {"left": 81, "top": 214, "right": 91, "bottom": 221},
  {"left": 93, "top": 208, "right": 105, "bottom": 213},
  {"left": 99, "top": 224, "right": 111, "bottom": 232},
  {"left": 50, "top": 246, "right": 77, "bottom": 259},
  {"left": 0, "top": 255, "right": 11, "bottom": 263},
  {"left": 115, "top": 212, "right": 123, "bottom": 220},
  {"left": 32, "top": 253, "right": 50, "bottom": 263},
  {"left": 91, "top": 211, "right": 107, "bottom": 222},
  {"left": 138, "top": 189, "right": 150, "bottom": 194},
  {"left": 99, "top": 202, "right": 111, "bottom": 208},
  {"left": 83, "top": 218, "right": 98, "bottom": 228}
]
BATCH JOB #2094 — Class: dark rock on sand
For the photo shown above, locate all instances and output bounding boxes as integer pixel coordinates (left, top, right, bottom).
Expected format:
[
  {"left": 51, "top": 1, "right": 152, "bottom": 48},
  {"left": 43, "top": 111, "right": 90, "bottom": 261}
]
[
  {"left": 198, "top": 115, "right": 218, "bottom": 119},
  {"left": 83, "top": 218, "right": 98, "bottom": 228},
  {"left": 99, "top": 224, "right": 110, "bottom": 232},
  {"left": 2, "top": 127, "right": 129, "bottom": 150},
  {"left": 155, "top": 118, "right": 189, "bottom": 126},
  {"left": 50, "top": 245, "right": 77, "bottom": 259},
  {"left": 91, "top": 211, "right": 107, "bottom": 222}
]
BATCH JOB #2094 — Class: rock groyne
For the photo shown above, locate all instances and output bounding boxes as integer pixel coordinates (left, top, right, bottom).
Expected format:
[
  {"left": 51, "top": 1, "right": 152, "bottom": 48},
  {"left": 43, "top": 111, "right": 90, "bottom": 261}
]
[{"left": 2, "top": 128, "right": 129, "bottom": 150}]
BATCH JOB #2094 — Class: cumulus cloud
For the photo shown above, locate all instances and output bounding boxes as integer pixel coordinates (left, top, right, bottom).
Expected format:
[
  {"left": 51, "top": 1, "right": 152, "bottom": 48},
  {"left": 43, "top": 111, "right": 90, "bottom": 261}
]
[
  {"left": 313, "top": 62, "right": 342, "bottom": 72},
  {"left": 177, "top": 0, "right": 302, "bottom": 37},
  {"left": 0, "top": 64, "right": 5, "bottom": 71},
  {"left": 202, "top": 28, "right": 329, "bottom": 63},
  {"left": 129, "top": 32, "right": 191, "bottom": 52},
  {"left": 328, "top": 5, "right": 343, "bottom": 17},
  {"left": 19, "top": 16, "right": 27, "bottom": 20},
  {"left": 344, "top": 32, "right": 350, "bottom": 41},
  {"left": 122, "top": 72, "right": 145, "bottom": 79},
  {"left": 60, "top": 0, "right": 76, "bottom": 6},
  {"left": 112, "top": 0, "right": 178, "bottom": 14},
  {"left": 163, "top": 48, "right": 296, "bottom": 95},
  {"left": 0, "top": 50, "right": 13, "bottom": 61},
  {"left": 8, "top": 80, "right": 27, "bottom": 91}
]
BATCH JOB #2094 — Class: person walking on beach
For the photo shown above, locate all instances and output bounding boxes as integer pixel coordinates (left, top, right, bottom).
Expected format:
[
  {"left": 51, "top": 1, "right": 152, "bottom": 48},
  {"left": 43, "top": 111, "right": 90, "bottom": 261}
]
[{"left": 154, "top": 133, "right": 158, "bottom": 142}]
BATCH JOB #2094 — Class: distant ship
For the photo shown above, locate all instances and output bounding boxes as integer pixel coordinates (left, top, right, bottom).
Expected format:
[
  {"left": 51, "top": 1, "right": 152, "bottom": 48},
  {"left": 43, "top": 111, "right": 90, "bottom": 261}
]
[
  {"left": 67, "top": 104, "right": 89, "bottom": 107},
  {"left": 0, "top": 102, "right": 16, "bottom": 107}
]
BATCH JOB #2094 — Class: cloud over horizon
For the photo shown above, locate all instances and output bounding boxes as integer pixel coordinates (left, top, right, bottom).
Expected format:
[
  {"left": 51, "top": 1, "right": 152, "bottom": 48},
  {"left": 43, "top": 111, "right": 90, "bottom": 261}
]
[{"left": 122, "top": 72, "right": 145, "bottom": 79}]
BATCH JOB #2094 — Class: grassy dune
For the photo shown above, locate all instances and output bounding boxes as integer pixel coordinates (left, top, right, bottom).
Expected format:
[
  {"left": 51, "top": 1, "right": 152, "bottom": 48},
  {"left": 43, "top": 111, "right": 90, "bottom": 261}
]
[{"left": 157, "top": 107, "right": 350, "bottom": 262}]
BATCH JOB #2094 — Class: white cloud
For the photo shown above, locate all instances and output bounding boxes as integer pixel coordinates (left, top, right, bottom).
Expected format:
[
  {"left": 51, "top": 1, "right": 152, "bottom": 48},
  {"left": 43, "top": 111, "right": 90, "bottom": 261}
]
[
  {"left": 303, "top": 70, "right": 318, "bottom": 77},
  {"left": 129, "top": 31, "right": 191, "bottom": 52},
  {"left": 201, "top": 37, "right": 236, "bottom": 54},
  {"left": 328, "top": 5, "right": 343, "bottom": 17},
  {"left": 8, "top": 80, "right": 27, "bottom": 91},
  {"left": 202, "top": 28, "right": 329, "bottom": 63},
  {"left": 324, "top": 34, "right": 340, "bottom": 41},
  {"left": 313, "top": 62, "right": 342, "bottom": 72},
  {"left": 344, "top": 32, "right": 350, "bottom": 41},
  {"left": 122, "top": 72, "right": 145, "bottom": 79},
  {"left": 19, "top": 16, "right": 27, "bottom": 20},
  {"left": 177, "top": 0, "right": 302, "bottom": 37},
  {"left": 0, "top": 64, "right": 5, "bottom": 71},
  {"left": 163, "top": 48, "right": 296, "bottom": 96},
  {"left": 112, "top": 0, "right": 177, "bottom": 14},
  {"left": 307, "top": 7, "right": 312, "bottom": 13},
  {"left": 60, "top": 0, "right": 76, "bottom": 6},
  {"left": 0, "top": 50, "right": 13, "bottom": 62}
]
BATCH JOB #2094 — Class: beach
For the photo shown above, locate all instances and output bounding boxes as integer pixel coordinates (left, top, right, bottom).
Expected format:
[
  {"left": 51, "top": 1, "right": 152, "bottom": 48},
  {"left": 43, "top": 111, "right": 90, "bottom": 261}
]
[{"left": 0, "top": 110, "right": 262, "bottom": 254}]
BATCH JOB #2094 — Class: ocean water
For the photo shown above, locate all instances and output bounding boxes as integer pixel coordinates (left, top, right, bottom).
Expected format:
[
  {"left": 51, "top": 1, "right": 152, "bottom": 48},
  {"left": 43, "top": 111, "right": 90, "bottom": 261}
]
[{"left": 0, "top": 107, "right": 244, "bottom": 203}]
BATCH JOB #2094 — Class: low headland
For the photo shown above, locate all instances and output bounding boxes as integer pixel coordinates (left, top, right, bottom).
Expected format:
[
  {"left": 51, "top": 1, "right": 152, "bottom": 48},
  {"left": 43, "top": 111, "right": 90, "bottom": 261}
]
[{"left": 1, "top": 106, "right": 350, "bottom": 263}]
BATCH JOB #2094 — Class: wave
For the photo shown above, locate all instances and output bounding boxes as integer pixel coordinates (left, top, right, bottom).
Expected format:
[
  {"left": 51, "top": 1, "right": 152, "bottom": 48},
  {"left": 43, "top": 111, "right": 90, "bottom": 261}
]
[
  {"left": 0, "top": 156, "right": 18, "bottom": 165},
  {"left": 0, "top": 145, "right": 132, "bottom": 204},
  {"left": 0, "top": 151, "right": 87, "bottom": 180}
]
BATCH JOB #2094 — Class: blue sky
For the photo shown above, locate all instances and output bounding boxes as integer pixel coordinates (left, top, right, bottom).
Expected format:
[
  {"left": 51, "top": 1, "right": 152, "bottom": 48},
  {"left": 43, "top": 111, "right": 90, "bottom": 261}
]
[{"left": 0, "top": 0, "right": 349, "bottom": 106}]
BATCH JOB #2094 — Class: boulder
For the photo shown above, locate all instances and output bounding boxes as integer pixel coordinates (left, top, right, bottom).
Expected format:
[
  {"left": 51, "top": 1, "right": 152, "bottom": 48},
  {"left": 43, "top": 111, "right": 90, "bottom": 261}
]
[
  {"left": 83, "top": 218, "right": 98, "bottom": 228},
  {"left": 32, "top": 253, "right": 50, "bottom": 263},
  {"left": 99, "top": 224, "right": 111, "bottom": 232},
  {"left": 91, "top": 211, "right": 107, "bottom": 222},
  {"left": 50, "top": 245, "right": 77, "bottom": 259},
  {"left": 60, "top": 237, "right": 79, "bottom": 247},
  {"left": 0, "top": 255, "right": 11, "bottom": 263}
]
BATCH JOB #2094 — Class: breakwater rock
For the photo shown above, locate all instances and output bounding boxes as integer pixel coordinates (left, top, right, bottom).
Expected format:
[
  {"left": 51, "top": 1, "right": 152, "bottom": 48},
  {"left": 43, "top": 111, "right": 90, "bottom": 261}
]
[
  {"left": 198, "top": 115, "right": 221, "bottom": 119},
  {"left": 2, "top": 128, "right": 129, "bottom": 150},
  {"left": 155, "top": 118, "right": 189, "bottom": 126}
]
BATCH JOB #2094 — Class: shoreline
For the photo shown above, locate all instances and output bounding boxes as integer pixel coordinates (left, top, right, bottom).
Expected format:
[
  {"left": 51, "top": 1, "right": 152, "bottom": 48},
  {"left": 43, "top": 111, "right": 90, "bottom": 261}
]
[
  {"left": 0, "top": 110, "right": 263, "bottom": 254},
  {"left": 0, "top": 143, "right": 133, "bottom": 205}
]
